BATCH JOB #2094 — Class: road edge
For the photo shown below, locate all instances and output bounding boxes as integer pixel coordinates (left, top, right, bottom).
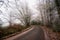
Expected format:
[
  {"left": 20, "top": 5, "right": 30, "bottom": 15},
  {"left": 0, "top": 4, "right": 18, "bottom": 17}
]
[{"left": 2, "top": 26, "right": 33, "bottom": 40}]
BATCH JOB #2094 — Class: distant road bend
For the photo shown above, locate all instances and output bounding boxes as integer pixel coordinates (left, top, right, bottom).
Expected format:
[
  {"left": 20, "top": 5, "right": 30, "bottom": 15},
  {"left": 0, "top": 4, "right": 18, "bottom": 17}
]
[{"left": 5, "top": 25, "right": 45, "bottom": 40}]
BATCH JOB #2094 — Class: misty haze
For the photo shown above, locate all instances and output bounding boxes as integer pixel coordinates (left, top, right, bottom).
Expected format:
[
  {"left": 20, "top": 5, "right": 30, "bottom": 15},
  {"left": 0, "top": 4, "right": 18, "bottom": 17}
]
[{"left": 0, "top": 0, "right": 60, "bottom": 40}]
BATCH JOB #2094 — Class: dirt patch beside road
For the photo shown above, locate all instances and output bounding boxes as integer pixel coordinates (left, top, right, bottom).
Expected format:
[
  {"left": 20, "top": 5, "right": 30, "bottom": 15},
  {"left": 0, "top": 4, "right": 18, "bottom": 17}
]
[{"left": 41, "top": 26, "right": 60, "bottom": 40}]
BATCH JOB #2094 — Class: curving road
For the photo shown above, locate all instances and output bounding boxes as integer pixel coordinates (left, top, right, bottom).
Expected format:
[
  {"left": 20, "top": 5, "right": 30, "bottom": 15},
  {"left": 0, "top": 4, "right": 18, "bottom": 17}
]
[
  {"left": 14, "top": 25, "right": 45, "bottom": 40},
  {"left": 5, "top": 25, "right": 46, "bottom": 40}
]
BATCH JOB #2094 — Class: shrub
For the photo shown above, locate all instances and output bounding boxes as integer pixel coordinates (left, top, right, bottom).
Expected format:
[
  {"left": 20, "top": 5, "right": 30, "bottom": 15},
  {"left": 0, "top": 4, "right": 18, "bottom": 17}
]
[
  {"left": 0, "top": 24, "right": 29, "bottom": 38},
  {"left": 52, "top": 19, "right": 60, "bottom": 32},
  {"left": 31, "top": 21, "right": 41, "bottom": 25},
  {"left": 0, "top": 22, "right": 28, "bottom": 38}
]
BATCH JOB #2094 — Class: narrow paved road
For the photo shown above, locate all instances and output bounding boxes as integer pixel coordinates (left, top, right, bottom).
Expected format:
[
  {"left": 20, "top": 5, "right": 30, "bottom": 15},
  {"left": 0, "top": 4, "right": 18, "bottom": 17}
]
[{"left": 14, "top": 26, "right": 45, "bottom": 40}]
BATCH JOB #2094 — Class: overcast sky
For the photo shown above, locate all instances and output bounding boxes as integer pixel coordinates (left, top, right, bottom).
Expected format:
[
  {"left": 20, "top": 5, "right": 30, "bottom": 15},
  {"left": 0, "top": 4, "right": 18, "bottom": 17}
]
[
  {"left": 0, "top": 0, "right": 58, "bottom": 27},
  {"left": 0, "top": 0, "right": 40, "bottom": 27}
]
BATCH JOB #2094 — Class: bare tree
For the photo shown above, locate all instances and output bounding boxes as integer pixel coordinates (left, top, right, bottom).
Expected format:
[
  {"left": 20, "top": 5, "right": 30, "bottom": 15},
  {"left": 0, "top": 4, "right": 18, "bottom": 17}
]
[
  {"left": 55, "top": 0, "right": 60, "bottom": 18},
  {"left": 0, "top": 0, "right": 31, "bottom": 27},
  {"left": 14, "top": 0, "right": 31, "bottom": 26}
]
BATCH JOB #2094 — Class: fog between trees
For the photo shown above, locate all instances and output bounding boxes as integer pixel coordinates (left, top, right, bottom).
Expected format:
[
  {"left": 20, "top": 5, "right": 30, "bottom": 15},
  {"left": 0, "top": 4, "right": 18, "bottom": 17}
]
[{"left": 0, "top": 0, "right": 60, "bottom": 28}]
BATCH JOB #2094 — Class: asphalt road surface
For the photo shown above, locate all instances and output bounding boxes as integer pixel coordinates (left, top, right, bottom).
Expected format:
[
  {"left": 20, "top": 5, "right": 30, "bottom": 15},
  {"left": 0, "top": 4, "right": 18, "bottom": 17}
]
[{"left": 14, "top": 26, "right": 45, "bottom": 40}]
